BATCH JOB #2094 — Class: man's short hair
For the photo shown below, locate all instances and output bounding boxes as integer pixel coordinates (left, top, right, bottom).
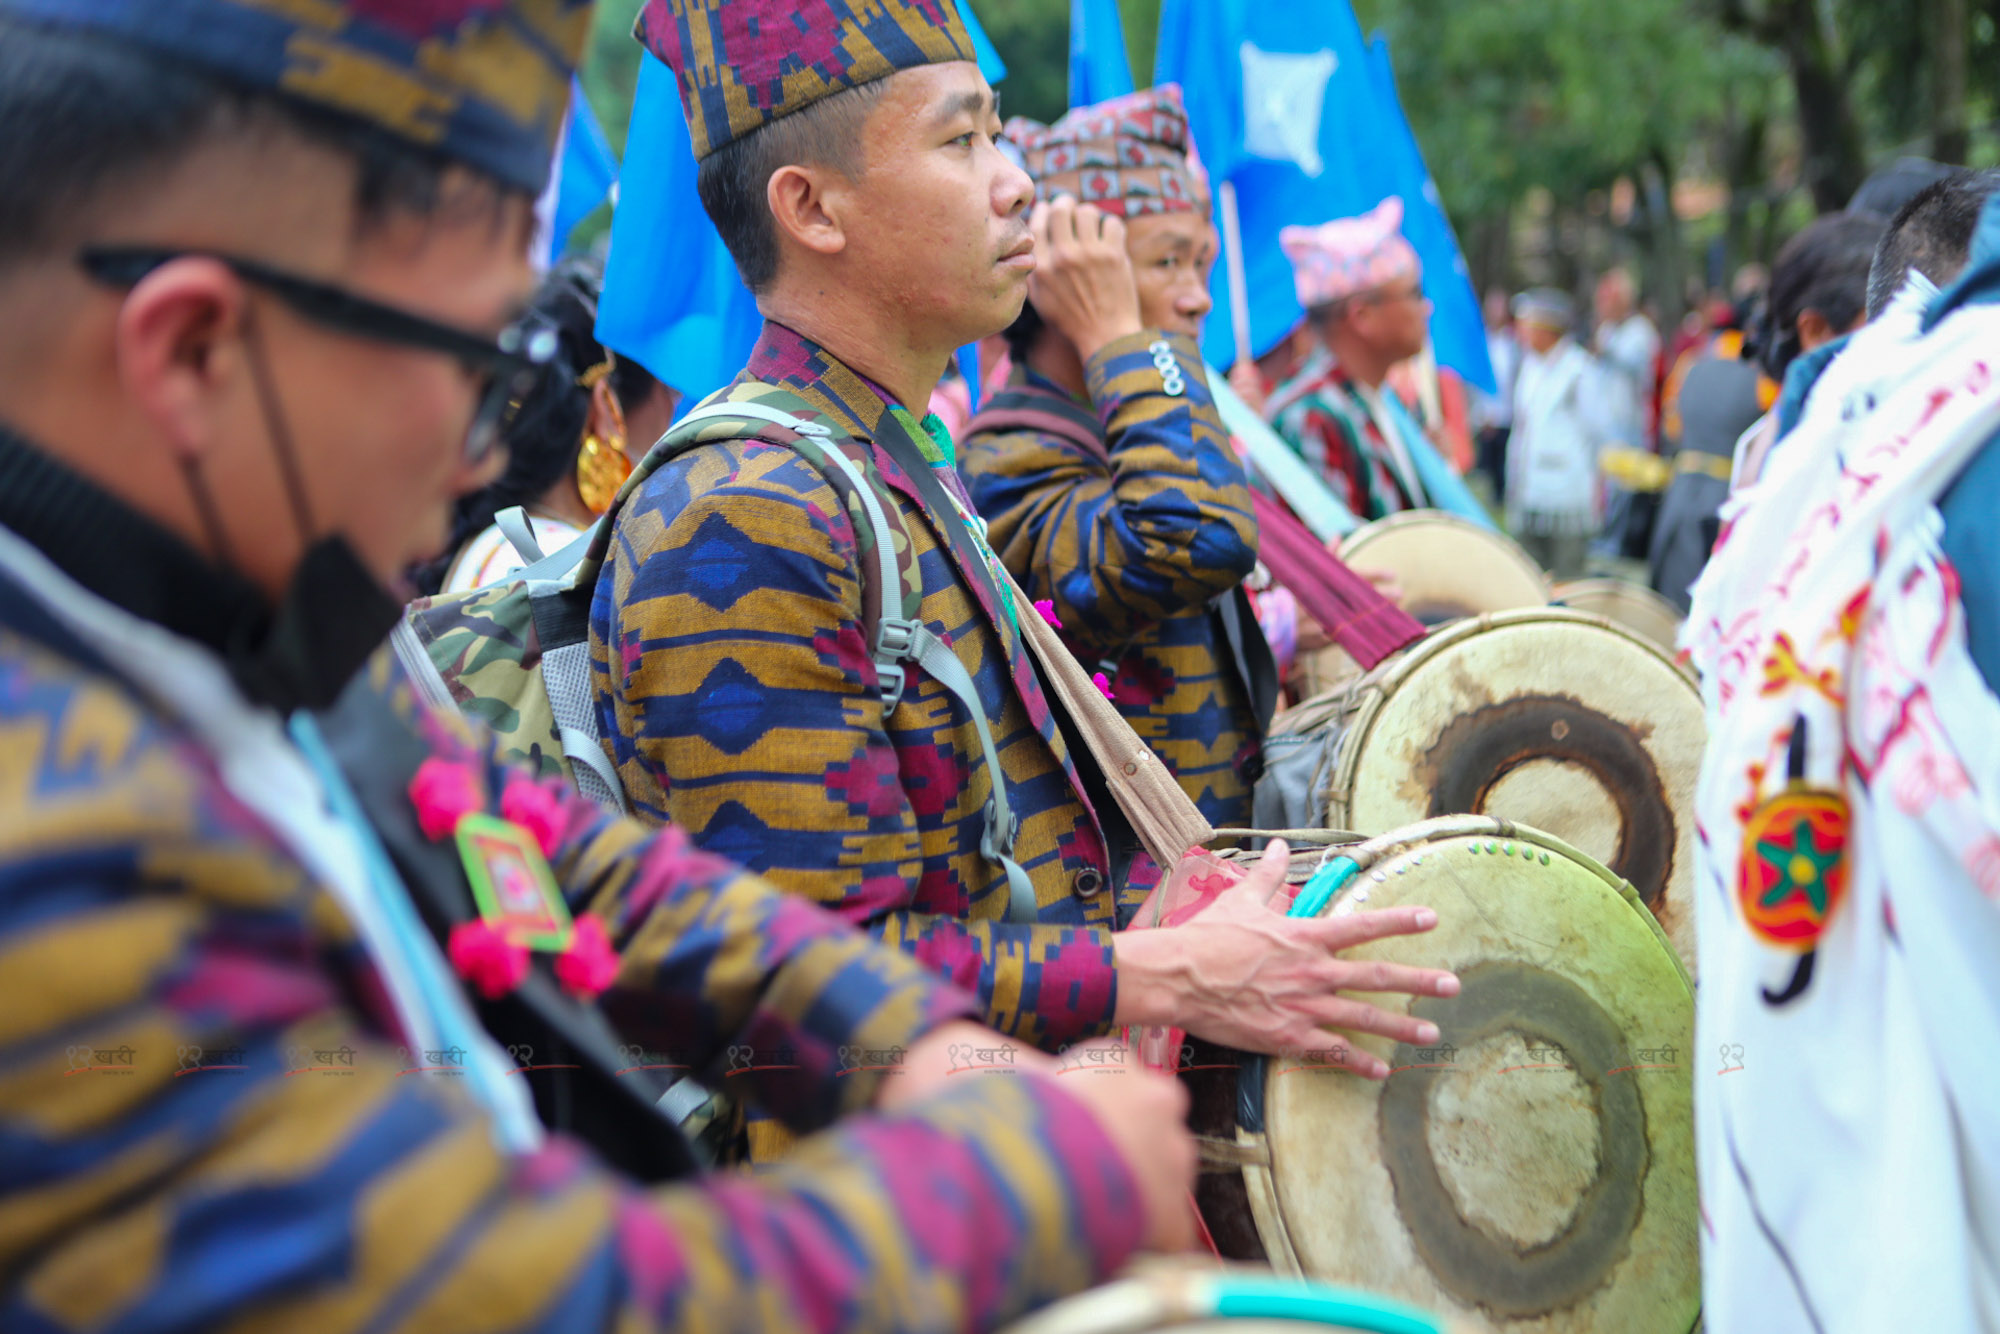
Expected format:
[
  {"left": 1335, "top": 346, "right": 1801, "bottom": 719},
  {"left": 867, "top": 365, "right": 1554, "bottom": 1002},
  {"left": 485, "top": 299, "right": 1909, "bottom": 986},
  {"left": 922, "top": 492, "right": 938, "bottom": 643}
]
[
  {"left": 0, "top": 17, "right": 501, "bottom": 271},
  {"left": 1865, "top": 168, "right": 2000, "bottom": 318},
  {"left": 695, "top": 81, "right": 886, "bottom": 294}
]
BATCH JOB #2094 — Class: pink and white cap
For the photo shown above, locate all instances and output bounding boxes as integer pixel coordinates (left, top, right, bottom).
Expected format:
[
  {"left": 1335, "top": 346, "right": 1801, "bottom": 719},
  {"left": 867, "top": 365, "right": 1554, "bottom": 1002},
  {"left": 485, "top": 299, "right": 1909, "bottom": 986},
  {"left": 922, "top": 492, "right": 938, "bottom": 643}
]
[{"left": 1280, "top": 197, "right": 1421, "bottom": 311}]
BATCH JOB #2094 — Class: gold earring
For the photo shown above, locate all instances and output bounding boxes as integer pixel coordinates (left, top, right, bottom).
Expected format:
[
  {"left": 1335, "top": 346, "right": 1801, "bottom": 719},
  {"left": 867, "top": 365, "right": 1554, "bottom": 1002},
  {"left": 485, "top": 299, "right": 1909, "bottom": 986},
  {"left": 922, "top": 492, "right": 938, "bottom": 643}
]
[{"left": 576, "top": 429, "right": 632, "bottom": 515}]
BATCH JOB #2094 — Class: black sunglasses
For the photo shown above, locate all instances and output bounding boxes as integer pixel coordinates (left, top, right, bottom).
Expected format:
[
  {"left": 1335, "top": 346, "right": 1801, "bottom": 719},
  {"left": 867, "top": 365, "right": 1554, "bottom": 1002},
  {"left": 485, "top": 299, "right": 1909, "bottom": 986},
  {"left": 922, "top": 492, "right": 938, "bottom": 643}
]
[{"left": 77, "top": 245, "right": 558, "bottom": 464}]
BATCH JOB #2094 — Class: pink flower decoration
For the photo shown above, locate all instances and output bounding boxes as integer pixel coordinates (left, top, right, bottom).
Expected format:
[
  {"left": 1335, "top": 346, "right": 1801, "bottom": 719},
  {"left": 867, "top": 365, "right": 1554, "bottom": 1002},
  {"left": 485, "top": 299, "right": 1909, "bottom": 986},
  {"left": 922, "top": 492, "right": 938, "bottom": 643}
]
[
  {"left": 1092, "top": 671, "right": 1118, "bottom": 701},
  {"left": 500, "top": 776, "right": 566, "bottom": 859},
  {"left": 556, "top": 915, "right": 620, "bottom": 1001},
  {"left": 409, "top": 757, "right": 483, "bottom": 841},
  {"left": 448, "top": 920, "right": 529, "bottom": 1000},
  {"left": 1034, "top": 599, "right": 1064, "bottom": 629}
]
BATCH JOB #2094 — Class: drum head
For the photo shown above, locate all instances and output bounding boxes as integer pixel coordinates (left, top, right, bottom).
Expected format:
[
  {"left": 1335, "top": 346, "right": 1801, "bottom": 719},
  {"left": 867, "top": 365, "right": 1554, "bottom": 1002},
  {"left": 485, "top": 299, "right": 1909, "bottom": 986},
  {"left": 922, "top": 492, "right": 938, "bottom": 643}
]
[
  {"left": 1241, "top": 821, "right": 1696, "bottom": 1331},
  {"left": 1337, "top": 513, "right": 1551, "bottom": 624},
  {"left": 1553, "top": 580, "right": 1685, "bottom": 655},
  {"left": 1329, "top": 610, "right": 1701, "bottom": 975}
]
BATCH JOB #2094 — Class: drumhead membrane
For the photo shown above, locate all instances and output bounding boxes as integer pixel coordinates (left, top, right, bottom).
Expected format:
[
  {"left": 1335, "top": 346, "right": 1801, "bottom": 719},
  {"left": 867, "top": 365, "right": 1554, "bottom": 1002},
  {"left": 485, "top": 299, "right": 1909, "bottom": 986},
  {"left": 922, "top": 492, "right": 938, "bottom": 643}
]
[
  {"left": 1328, "top": 610, "right": 1702, "bottom": 977},
  {"left": 1237, "top": 821, "right": 1697, "bottom": 1332}
]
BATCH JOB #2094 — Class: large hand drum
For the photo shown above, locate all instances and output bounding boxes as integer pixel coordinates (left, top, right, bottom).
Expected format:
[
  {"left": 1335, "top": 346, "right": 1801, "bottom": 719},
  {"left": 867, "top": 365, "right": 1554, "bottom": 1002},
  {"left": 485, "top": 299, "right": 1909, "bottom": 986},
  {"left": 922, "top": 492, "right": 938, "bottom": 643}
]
[
  {"left": 1336, "top": 513, "right": 1551, "bottom": 624},
  {"left": 1196, "top": 819, "right": 1698, "bottom": 1332},
  {"left": 1305, "top": 609, "right": 1702, "bottom": 975}
]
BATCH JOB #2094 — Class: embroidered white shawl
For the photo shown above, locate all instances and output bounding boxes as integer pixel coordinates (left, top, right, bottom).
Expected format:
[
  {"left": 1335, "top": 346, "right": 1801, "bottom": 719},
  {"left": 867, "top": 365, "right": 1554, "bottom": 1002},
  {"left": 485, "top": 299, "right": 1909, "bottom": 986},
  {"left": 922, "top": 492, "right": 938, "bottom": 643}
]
[{"left": 1684, "top": 279, "right": 2000, "bottom": 1332}]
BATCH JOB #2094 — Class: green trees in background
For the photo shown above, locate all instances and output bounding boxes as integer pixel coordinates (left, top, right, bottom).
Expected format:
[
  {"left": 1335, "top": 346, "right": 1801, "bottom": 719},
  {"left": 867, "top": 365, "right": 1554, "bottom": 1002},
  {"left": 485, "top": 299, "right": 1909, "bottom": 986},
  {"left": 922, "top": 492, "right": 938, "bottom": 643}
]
[{"left": 1360, "top": 0, "right": 2000, "bottom": 306}]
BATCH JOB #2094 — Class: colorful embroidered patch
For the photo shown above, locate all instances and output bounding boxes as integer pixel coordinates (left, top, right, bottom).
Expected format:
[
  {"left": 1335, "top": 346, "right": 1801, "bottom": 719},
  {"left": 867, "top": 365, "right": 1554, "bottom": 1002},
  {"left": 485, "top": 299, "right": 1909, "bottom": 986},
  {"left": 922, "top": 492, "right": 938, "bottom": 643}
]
[
  {"left": 456, "top": 814, "right": 573, "bottom": 950},
  {"left": 1738, "top": 786, "right": 1850, "bottom": 949}
]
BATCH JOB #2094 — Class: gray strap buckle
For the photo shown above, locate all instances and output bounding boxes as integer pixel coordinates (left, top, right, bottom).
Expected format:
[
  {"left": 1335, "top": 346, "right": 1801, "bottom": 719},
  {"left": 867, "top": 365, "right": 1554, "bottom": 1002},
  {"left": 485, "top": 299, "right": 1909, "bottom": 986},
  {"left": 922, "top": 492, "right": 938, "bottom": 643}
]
[
  {"left": 874, "top": 616, "right": 922, "bottom": 710},
  {"left": 979, "top": 799, "right": 1020, "bottom": 862}
]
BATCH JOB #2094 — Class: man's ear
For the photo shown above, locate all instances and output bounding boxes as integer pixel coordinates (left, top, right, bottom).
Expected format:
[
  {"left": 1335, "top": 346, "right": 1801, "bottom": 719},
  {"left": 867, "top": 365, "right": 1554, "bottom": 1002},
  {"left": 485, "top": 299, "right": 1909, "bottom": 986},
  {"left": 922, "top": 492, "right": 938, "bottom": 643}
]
[
  {"left": 767, "top": 163, "right": 851, "bottom": 263},
  {"left": 113, "top": 257, "right": 251, "bottom": 465},
  {"left": 1795, "top": 308, "right": 1837, "bottom": 351}
]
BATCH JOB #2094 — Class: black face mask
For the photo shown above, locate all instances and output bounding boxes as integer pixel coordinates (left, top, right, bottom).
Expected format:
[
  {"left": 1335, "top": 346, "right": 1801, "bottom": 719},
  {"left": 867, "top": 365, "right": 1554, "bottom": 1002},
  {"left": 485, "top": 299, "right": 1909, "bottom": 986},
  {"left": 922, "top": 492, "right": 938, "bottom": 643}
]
[
  {"left": 223, "top": 532, "right": 403, "bottom": 714},
  {"left": 194, "top": 315, "right": 407, "bottom": 714}
]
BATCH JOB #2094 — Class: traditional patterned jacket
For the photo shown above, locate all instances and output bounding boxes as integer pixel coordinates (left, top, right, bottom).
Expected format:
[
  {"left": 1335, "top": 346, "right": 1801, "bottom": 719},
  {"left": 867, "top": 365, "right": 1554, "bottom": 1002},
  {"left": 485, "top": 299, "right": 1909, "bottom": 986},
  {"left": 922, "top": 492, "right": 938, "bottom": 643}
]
[
  {"left": 1268, "top": 348, "right": 1428, "bottom": 521},
  {"left": 959, "top": 349, "right": 1275, "bottom": 829},
  {"left": 591, "top": 323, "right": 1168, "bottom": 1050},
  {"left": 0, "top": 428, "right": 1144, "bottom": 1332}
]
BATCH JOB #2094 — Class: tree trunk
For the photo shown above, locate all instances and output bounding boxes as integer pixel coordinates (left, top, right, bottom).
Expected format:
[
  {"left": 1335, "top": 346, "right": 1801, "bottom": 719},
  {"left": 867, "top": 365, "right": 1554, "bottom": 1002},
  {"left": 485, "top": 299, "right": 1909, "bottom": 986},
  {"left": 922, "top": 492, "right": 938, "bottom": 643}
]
[
  {"left": 1933, "top": 0, "right": 1971, "bottom": 163},
  {"left": 1720, "top": 0, "right": 1868, "bottom": 212},
  {"left": 1646, "top": 144, "right": 1689, "bottom": 331},
  {"left": 1784, "top": 9, "right": 1868, "bottom": 211},
  {"left": 1471, "top": 206, "right": 1515, "bottom": 300},
  {"left": 1722, "top": 84, "right": 1769, "bottom": 280}
]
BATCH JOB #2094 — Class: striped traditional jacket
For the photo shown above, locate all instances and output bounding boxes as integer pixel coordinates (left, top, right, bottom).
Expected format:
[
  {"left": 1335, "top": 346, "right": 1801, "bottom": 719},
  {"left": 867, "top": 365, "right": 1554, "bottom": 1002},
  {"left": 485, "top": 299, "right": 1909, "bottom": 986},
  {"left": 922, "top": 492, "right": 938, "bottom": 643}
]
[
  {"left": 0, "top": 431, "right": 1144, "bottom": 1332},
  {"left": 591, "top": 323, "right": 1156, "bottom": 1048},
  {"left": 958, "top": 347, "right": 1272, "bottom": 829},
  {"left": 1268, "top": 349, "right": 1426, "bottom": 521}
]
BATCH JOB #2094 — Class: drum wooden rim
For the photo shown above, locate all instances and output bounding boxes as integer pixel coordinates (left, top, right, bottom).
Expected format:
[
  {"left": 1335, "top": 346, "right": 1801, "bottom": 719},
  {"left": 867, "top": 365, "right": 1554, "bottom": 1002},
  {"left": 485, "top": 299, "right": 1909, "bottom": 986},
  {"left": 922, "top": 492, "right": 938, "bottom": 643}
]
[{"left": 996, "top": 1268, "right": 1449, "bottom": 1334}]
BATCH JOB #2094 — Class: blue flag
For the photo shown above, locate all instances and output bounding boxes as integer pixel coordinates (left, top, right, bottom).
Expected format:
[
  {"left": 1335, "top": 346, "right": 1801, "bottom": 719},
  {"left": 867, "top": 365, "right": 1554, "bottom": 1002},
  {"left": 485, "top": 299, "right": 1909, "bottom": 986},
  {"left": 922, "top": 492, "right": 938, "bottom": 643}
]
[
  {"left": 1070, "top": 0, "right": 1134, "bottom": 108},
  {"left": 964, "top": 2, "right": 1008, "bottom": 85},
  {"left": 598, "top": 6, "right": 1010, "bottom": 413},
  {"left": 595, "top": 52, "right": 763, "bottom": 406},
  {"left": 544, "top": 78, "right": 618, "bottom": 266},
  {"left": 1156, "top": 0, "right": 1493, "bottom": 392}
]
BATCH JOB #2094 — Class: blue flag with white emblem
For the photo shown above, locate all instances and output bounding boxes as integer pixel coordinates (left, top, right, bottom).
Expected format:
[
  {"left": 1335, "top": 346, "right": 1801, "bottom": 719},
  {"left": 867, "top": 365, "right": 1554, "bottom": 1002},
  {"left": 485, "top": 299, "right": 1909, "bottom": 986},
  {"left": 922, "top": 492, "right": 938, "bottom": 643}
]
[
  {"left": 1155, "top": 0, "right": 1493, "bottom": 393},
  {"left": 599, "top": 5, "right": 1009, "bottom": 412},
  {"left": 1070, "top": 0, "right": 1135, "bottom": 107}
]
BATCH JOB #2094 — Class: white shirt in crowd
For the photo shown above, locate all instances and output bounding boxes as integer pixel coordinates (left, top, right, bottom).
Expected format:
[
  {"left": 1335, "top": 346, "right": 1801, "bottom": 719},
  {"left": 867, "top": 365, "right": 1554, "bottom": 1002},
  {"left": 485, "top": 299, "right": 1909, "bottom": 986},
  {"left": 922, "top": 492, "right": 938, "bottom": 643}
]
[
  {"left": 1596, "top": 312, "right": 1661, "bottom": 449},
  {"left": 1507, "top": 336, "right": 1622, "bottom": 534}
]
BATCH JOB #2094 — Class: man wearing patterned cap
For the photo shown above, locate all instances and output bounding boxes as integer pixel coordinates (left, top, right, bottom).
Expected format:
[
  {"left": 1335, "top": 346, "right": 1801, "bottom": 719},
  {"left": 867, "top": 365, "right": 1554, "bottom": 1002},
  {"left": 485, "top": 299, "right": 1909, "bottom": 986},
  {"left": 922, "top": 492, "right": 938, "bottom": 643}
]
[
  {"left": 956, "top": 86, "right": 1276, "bottom": 832},
  {"left": 0, "top": 3, "right": 1201, "bottom": 1327},
  {"left": 1267, "top": 197, "right": 1439, "bottom": 520},
  {"left": 595, "top": 2, "right": 1455, "bottom": 1101}
]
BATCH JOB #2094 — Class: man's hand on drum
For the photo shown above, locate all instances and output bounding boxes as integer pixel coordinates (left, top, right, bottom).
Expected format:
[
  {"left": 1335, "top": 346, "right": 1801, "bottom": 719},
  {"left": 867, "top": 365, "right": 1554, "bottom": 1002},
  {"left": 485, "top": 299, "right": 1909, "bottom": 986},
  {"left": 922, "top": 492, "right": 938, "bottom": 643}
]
[
  {"left": 1112, "top": 842, "right": 1460, "bottom": 1079},
  {"left": 877, "top": 1022, "right": 1200, "bottom": 1253}
]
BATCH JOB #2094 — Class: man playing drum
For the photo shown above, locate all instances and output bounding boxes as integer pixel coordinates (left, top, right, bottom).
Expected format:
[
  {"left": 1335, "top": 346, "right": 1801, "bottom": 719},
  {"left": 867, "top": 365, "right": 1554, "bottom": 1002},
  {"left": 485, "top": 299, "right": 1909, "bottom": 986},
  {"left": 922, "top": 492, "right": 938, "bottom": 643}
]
[
  {"left": 0, "top": 1, "right": 1201, "bottom": 1326},
  {"left": 958, "top": 86, "right": 1278, "bottom": 833},
  {"left": 591, "top": 0, "right": 1458, "bottom": 1085},
  {"left": 1267, "top": 200, "right": 1438, "bottom": 521}
]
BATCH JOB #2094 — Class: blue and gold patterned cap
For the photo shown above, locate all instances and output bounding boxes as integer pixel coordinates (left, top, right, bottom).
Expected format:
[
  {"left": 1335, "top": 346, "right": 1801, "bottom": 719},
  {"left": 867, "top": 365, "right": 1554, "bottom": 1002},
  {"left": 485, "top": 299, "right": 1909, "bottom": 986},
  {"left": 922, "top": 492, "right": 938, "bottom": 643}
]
[
  {"left": 637, "top": 0, "right": 977, "bottom": 161},
  {"left": 0, "top": 0, "right": 593, "bottom": 193}
]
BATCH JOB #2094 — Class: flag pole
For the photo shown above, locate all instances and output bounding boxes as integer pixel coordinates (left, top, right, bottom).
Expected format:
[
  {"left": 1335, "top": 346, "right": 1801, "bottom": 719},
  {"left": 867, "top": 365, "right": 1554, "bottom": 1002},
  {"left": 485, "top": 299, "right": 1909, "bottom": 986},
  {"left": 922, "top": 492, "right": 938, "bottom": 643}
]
[{"left": 1218, "top": 180, "right": 1254, "bottom": 368}]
